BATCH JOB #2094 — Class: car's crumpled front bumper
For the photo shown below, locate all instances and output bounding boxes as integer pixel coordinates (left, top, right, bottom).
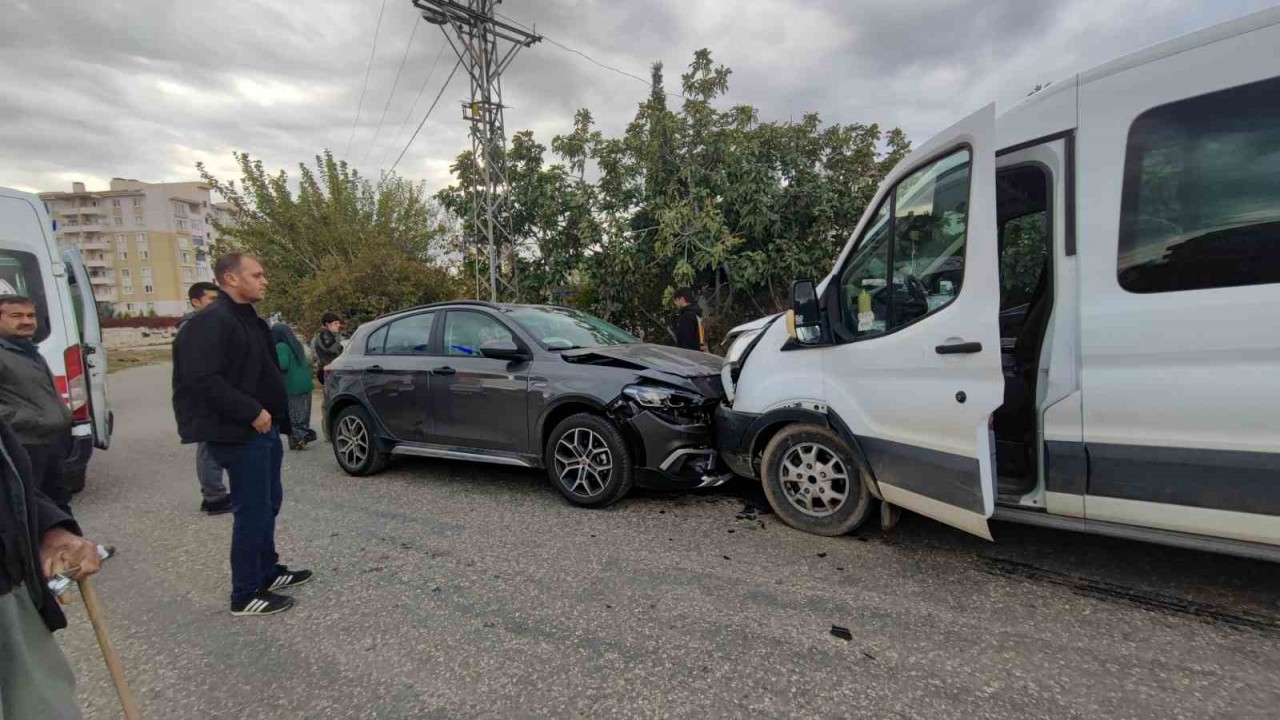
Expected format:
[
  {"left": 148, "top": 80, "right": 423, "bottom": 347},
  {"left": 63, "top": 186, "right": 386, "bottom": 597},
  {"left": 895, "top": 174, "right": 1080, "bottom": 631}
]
[
  {"left": 610, "top": 397, "right": 733, "bottom": 490},
  {"left": 714, "top": 404, "right": 760, "bottom": 480}
]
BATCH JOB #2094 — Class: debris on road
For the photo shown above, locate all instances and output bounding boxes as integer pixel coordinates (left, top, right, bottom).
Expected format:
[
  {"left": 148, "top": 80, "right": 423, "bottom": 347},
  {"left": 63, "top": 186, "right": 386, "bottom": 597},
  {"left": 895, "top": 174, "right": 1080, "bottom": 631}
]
[{"left": 830, "top": 626, "right": 853, "bottom": 641}]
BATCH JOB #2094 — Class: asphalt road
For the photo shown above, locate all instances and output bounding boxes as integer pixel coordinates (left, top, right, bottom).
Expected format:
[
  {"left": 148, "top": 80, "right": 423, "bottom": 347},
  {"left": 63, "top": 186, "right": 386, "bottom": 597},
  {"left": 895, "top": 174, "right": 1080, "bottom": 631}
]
[{"left": 57, "top": 363, "right": 1280, "bottom": 719}]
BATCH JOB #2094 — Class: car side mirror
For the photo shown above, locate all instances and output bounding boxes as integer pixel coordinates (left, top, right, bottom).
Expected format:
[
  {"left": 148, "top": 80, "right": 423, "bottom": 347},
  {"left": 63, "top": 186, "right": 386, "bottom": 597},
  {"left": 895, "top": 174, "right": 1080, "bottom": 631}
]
[
  {"left": 787, "top": 279, "right": 824, "bottom": 345},
  {"left": 479, "top": 338, "right": 528, "bottom": 361}
]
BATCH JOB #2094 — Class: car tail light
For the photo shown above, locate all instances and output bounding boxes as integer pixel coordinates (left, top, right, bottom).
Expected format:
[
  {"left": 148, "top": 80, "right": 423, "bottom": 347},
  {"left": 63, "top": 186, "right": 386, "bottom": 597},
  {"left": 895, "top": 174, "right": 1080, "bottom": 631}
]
[{"left": 54, "top": 344, "right": 92, "bottom": 423}]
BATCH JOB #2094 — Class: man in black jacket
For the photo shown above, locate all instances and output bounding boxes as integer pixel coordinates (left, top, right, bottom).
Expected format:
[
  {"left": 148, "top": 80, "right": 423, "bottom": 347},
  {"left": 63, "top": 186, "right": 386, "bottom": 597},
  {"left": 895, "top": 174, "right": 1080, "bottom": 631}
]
[
  {"left": 0, "top": 415, "right": 102, "bottom": 719},
  {"left": 672, "top": 288, "right": 706, "bottom": 352},
  {"left": 172, "top": 253, "right": 311, "bottom": 617}
]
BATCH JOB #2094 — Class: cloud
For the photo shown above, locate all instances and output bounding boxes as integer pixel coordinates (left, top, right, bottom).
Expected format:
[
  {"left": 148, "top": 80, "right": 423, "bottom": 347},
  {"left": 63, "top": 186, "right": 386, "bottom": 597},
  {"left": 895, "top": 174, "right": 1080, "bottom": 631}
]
[{"left": 0, "top": 0, "right": 1275, "bottom": 196}]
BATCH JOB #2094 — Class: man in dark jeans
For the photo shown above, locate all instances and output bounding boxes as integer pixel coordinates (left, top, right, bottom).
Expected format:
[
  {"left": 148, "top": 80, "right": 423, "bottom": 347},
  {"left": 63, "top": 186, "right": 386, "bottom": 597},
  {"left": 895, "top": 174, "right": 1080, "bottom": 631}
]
[
  {"left": 0, "top": 295, "right": 75, "bottom": 516},
  {"left": 172, "top": 254, "right": 312, "bottom": 616}
]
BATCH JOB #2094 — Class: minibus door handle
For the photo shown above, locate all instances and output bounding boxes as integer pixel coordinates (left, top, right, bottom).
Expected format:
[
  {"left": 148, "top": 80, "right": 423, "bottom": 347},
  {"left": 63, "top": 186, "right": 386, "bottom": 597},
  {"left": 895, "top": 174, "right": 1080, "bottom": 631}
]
[{"left": 935, "top": 341, "right": 983, "bottom": 355}]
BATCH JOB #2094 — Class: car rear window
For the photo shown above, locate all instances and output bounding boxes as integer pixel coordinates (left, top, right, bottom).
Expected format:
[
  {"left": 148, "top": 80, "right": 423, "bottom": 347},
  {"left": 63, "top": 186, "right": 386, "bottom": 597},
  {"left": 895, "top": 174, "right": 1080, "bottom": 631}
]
[{"left": 0, "top": 250, "right": 52, "bottom": 344}]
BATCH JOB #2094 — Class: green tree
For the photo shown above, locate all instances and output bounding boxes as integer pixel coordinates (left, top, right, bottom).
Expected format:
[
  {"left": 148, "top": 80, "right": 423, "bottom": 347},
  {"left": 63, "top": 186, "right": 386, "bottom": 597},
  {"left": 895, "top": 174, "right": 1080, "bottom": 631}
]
[{"left": 200, "top": 150, "right": 461, "bottom": 332}]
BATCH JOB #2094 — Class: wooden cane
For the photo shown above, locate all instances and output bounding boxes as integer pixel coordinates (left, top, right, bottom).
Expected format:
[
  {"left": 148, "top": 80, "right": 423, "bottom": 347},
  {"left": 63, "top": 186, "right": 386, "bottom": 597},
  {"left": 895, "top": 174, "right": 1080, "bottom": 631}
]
[{"left": 78, "top": 576, "right": 142, "bottom": 720}]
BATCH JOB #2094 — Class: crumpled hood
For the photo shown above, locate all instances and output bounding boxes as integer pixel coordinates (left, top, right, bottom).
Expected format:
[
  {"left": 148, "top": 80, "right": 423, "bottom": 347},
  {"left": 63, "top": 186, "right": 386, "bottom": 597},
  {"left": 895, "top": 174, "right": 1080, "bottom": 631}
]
[{"left": 562, "top": 343, "right": 723, "bottom": 378}]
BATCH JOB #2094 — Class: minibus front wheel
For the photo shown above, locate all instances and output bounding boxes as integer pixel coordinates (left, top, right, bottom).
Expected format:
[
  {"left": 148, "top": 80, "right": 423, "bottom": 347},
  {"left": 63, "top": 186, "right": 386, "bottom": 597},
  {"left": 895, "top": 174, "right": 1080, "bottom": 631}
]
[{"left": 760, "top": 424, "right": 873, "bottom": 536}]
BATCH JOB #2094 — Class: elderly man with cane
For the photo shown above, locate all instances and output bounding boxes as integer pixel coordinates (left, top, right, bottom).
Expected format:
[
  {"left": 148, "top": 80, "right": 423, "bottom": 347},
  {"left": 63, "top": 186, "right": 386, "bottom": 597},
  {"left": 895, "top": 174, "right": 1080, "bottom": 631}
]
[{"left": 0, "top": 415, "right": 103, "bottom": 719}]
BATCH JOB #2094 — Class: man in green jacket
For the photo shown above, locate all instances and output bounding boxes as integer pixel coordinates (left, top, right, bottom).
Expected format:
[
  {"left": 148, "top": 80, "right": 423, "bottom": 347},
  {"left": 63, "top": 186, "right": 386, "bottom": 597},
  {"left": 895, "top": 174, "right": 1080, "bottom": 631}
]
[
  {"left": 272, "top": 324, "right": 315, "bottom": 451},
  {"left": 0, "top": 295, "right": 74, "bottom": 515}
]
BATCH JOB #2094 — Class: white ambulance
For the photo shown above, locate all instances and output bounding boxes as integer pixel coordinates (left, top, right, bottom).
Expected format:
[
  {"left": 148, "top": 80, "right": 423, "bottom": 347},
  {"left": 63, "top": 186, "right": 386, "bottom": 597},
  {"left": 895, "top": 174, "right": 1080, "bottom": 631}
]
[{"left": 1, "top": 187, "right": 112, "bottom": 491}]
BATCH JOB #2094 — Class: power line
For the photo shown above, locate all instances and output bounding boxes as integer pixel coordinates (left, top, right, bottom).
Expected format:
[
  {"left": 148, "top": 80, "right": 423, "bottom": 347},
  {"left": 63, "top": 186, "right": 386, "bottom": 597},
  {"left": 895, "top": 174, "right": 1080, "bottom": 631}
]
[
  {"left": 388, "top": 57, "right": 463, "bottom": 175},
  {"left": 494, "top": 11, "right": 690, "bottom": 101},
  {"left": 345, "top": 0, "right": 389, "bottom": 159},
  {"left": 364, "top": 19, "right": 421, "bottom": 164},
  {"left": 383, "top": 42, "right": 447, "bottom": 168}
]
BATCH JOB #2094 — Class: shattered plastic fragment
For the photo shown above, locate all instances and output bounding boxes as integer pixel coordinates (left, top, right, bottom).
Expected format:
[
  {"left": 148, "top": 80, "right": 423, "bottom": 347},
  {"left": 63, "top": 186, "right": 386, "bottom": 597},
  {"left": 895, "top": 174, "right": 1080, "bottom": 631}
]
[{"left": 830, "top": 626, "right": 853, "bottom": 641}]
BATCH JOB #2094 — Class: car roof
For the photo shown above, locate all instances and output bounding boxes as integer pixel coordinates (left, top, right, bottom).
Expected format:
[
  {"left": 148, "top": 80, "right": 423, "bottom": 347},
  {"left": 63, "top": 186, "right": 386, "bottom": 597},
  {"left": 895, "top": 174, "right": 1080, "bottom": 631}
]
[{"left": 370, "top": 300, "right": 577, "bottom": 324}]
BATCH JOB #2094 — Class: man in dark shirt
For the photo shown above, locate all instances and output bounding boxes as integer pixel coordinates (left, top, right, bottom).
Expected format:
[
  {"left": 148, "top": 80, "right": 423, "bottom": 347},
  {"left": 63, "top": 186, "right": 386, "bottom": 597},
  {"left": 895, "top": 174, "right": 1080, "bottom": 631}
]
[
  {"left": 0, "top": 295, "right": 75, "bottom": 515},
  {"left": 0, "top": 415, "right": 102, "bottom": 719},
  {"left": 172, "top": 253, "right": 312, "bottom": 616},
  {"left": 672, "top": 288, "right": 706, "bottom": 352},
  {"left": 176, "top": 281, "right": 230, "bottom": 515}
]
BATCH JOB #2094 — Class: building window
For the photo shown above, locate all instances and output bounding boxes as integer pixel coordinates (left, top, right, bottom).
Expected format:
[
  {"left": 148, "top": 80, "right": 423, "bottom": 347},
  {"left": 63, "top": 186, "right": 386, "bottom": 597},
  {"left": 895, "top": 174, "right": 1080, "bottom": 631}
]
[
  {"left": 141, "top": 267, "right": 152, "bottom": 279},
  {"left": 173, "top": 201, "right": 188, "bottom": 218},
  {"left": 136, "top": 234, "right": 149, "bottom": 260},
  {"left": 144, "top": 284, "right": 154, "bottom": 295},
  {"left": 182, "top": 268, "right": 193, "bottom": 282},
  {"left": 123, "top": 284, "right": 134, "bottom": 296},
  {"left": 178, "top": 236, "right": 190, "bottom": 249},
  {"left": 1118, "top": 76, "right": 1280, "bottom": 293},
  {"left": 114, "top": 217, "right": 123, "bottom": 226},
  {"left": 134, "top": 212, "right": 144, "bottom": 225},
  {"left": 176, "top": 219, "right": 188, "bottom": 231},
  {"left": 132, "top": 197, "right": 142, "bottom": 207},
  {"left": 180, "top": 251, "right": 191, "bottom": 264},
  {"left": 120, "top": 269, "right": 131, "bottom": 279},
  {"left": 111, "top": 199, "right": 121, "bottom": 208}
]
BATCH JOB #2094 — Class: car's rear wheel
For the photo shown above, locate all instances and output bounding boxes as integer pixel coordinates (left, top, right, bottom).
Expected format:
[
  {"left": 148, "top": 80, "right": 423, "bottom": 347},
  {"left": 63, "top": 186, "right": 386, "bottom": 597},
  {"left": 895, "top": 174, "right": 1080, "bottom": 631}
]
[
  {"left": 332, "top": 405, "right": 389, "bottom": 476},
  {"left": 545, "top": 413, "right": 633, "bottom": 508},
  {"left": 761, "top": 424, "right": 872, "bottom": 536}
]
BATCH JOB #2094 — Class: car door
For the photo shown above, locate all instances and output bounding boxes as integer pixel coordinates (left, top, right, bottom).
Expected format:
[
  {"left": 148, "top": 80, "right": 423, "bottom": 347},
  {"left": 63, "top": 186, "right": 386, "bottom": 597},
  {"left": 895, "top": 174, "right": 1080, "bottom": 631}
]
[
  {"left": 429, "top": 309, "right": 530, "bottom": 453},
  {"left": 60, "top": 247, "right": 111, "bottom": 449},
  {"left": 361, "top": 311, "right": 436, "bottom": 443},
  {"left": 819, "top": 104, "right": 1004, "bottom": 540}
]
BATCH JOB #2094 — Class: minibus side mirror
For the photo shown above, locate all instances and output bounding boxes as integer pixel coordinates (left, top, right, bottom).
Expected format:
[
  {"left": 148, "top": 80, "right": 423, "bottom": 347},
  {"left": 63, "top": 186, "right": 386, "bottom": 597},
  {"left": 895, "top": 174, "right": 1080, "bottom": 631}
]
[{"left": 787, "top": 279, "right": 824, "bottom": 345}]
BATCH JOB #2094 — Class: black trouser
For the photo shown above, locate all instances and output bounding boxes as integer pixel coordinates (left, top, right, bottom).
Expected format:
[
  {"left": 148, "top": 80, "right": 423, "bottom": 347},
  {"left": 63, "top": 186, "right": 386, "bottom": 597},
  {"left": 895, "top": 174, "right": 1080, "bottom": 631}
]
[{"left": 24, "top": 439, "right": 72, "bottom": 517}]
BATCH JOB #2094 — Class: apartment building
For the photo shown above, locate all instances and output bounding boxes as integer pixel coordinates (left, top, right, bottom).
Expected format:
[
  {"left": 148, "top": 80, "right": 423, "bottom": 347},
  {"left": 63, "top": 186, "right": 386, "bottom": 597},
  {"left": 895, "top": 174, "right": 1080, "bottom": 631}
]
[{"left": 41, "top": 179, "right": 219, "bottom": 316}]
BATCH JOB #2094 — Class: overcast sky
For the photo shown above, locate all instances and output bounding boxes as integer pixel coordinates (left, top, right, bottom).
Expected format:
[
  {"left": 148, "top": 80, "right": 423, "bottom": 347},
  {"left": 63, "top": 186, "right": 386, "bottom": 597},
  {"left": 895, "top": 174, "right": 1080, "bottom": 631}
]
[{"left": 1, "top": 0, "right": 1275, "bottom": 196}]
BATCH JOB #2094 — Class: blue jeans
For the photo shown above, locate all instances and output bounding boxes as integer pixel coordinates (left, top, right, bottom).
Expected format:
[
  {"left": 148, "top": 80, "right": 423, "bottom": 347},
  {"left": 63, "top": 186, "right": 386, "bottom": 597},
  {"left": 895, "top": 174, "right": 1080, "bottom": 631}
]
[{"left": 207, "top": 430, "right": 284, "bottom": 605}]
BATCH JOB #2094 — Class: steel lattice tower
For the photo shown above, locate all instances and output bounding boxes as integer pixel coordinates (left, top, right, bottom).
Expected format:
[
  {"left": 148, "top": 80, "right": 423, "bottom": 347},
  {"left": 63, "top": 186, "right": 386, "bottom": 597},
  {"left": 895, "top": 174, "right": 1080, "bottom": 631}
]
[{"left": 412, "top": 0, "right": 540, "bottom": 301}]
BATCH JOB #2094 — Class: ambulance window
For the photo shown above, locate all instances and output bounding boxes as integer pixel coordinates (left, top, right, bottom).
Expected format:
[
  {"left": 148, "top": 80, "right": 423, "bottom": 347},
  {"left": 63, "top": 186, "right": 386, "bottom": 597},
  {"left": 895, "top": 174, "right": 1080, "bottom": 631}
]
[
  {"left": 1118, "top": 76, "right": 1280, "bottom": 293},
  {"left": 0, "top": 251, "right": 52, "bottom": 344},
  {"left": 839, "top": 149, "right": 972, "bottom": 339}
]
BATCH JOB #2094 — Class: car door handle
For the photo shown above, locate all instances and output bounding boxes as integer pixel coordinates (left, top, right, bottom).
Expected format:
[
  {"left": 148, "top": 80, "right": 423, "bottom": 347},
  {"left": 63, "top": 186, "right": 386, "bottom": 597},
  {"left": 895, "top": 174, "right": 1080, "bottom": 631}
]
[
  {"left": 366, "top": 365, "right": 385, "bottom": 374},
  {"left": 935, "top": 341, "right": 983, "bottom": 355},
  {"left": 431, "top": 366, "right": 456, "bottom": 376}
]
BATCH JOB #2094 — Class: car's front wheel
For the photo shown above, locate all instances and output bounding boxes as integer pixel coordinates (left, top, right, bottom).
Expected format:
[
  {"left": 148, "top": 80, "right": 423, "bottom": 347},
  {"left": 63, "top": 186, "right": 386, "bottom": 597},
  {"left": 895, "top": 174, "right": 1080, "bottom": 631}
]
[
  {"left": 545, "top": 413, "right": 634, "bottom": 508},
  {"left": 760, "top": 424, "right": 873, "bottom": 536},
  {"left": 332, "top": 405, "right": 389, "bottom": 476}
]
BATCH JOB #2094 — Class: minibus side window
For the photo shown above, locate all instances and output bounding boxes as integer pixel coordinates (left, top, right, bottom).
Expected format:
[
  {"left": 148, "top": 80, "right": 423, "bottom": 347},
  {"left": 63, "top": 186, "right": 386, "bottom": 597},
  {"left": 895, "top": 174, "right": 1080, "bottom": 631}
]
[
  {"left": 1118, "top": 75, "right": 1280, "bottom": 293},
  {"left": 837, "top": 148, "right": 972, "bottom": 339},
  {"left": 0, "top": 250, "right": 52, "bottom": 344}
]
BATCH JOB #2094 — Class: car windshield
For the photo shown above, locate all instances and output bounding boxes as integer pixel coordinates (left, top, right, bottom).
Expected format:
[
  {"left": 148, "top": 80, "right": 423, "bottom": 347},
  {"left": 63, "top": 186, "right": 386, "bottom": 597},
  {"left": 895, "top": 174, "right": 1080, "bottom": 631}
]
[{"left": 506, "top": 307, "right": 637, "bottom": 350}]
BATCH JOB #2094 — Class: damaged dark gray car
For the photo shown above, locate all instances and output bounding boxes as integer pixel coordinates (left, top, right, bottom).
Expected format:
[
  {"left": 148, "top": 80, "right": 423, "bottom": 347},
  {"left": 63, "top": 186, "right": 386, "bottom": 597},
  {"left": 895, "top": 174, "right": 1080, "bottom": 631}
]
[{"left": 322, "top": 301, "right": 729, "bottom": 507}]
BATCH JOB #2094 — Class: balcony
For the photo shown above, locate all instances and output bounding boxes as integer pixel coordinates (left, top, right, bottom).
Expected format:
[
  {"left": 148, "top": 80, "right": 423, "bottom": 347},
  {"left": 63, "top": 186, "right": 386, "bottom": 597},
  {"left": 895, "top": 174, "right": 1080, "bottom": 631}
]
[
  {"left": 84, "top": 255, "right": 112, "bottom": 268},
  {"left": 93, "top": 289, "right": 117, "bottom": 302},
  {"left": 88, "top": 270, "right": 115, "bottom": 285},
  {"left": 81, "top": 240, "right": 111, "bottom": 251}
]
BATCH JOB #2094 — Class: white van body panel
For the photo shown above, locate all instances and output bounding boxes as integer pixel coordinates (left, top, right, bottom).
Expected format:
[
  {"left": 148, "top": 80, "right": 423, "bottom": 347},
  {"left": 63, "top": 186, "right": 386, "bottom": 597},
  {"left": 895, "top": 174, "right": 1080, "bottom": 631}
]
[{"left": 729, "top": 315, "right": 825, "bottom": 414}]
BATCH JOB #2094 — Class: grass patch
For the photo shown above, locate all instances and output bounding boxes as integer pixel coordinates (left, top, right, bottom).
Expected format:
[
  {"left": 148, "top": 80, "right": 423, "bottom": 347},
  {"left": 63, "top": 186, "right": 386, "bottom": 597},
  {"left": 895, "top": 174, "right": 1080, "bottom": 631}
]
[{"left": 108, "top": 347, "right": 173, "bottom": 374}]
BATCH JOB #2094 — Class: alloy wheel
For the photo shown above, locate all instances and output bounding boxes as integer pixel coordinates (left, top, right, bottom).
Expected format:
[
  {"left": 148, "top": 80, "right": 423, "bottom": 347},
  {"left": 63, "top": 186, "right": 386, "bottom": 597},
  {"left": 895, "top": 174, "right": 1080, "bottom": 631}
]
[
  {"left": 553, "top": 427, "right": 614, "bottom": 498},
  {"left": 778, "top": 442, "right": 851, "bottom": 517},
  {"left": 336, "top": 414, "right": 369, "bottom": 469}
]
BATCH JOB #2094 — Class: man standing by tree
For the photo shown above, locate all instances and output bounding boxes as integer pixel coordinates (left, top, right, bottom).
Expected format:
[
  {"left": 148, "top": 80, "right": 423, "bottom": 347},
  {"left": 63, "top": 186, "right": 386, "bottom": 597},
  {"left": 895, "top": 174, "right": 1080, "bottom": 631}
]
[
  {"left": 311, "top": 312, "right": 344, "bottom": 386},
  {"left": 672, "top": 288, "right": 706, "bottom": 352},
  {"left": 176, "top": 281, "right": 231, "bottom": 515},
  {"left": 172, "top": 254, "right": 311, "bottom": 616},
  {"left": 0, "top": 295, "right": 75, "bottom": 516}
]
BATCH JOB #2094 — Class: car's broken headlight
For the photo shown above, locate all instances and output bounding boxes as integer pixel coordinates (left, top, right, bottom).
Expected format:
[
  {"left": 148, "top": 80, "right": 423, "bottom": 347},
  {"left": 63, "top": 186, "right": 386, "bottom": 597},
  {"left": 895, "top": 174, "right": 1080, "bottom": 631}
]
[{"left": 622, "top": 384, "right": 704, "bottom": 408}]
